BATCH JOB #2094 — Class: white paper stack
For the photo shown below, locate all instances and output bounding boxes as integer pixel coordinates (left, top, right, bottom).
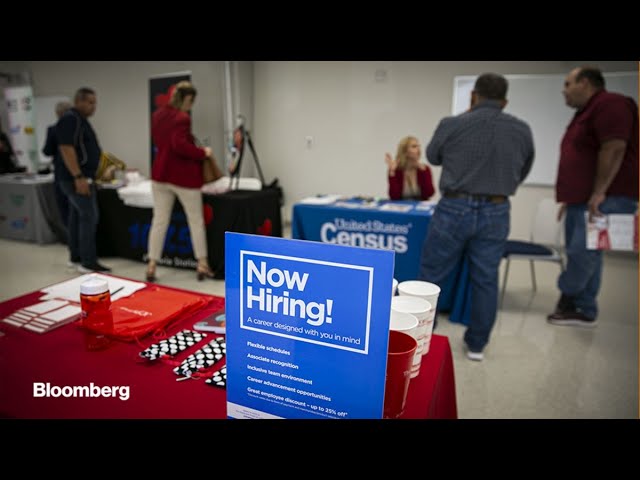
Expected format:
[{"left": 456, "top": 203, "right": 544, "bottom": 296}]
[
  {"left": 415, "top": 200, "right": 437, "bottom": 211},
  {"left": 379, "top": 203, "right": 414, "bottom": 213},
  {"left": 39, "top": 273, "right": 147, "bottom": 302},
  {"left": 201, "top": 176, "right": 262, "bottom": 194},
  {"left": 117, "top": 179, "right": 154, "bottom": 208},
  {"left": 1, "top": 300, "right": 82, "bottom": 334}
]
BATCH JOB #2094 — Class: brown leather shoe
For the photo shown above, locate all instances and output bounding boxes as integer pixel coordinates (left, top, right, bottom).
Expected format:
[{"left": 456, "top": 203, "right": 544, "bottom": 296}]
[
  {"left": 197, "top": 265, "right": 215, "bottom": 281},
  {"left": 146, "top": 266, "right": 157, "bottom": 283}
]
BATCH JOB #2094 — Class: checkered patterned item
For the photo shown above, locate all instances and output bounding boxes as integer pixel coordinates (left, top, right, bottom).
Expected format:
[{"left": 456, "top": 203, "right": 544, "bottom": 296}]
[
  {"left": 139, "top": 330, "right": 207, "bottom": 361},
  {"left": 173, "top": 337, "right": 225, "bottom": 378},
  {"left": 205, "top": 367, "right": 227, "bottom": 389}
]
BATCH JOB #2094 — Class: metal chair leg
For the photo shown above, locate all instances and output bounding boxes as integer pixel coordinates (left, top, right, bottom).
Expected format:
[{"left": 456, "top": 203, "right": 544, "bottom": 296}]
[
  {"left": 529, "top": 260, "right": 537, "bottom": 292},
  {"left": 500, "top": 258, "right": 510, "bottom": 308}
]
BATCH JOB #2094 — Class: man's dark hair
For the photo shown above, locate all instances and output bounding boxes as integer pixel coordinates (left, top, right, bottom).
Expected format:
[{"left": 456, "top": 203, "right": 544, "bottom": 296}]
[
  {"left": 473, "top": 73, "right": 508, "bottom": 100},
  {"left": 576, "top": 66, "right": 605, "bottom": 89},
  {"left": 74, "top": 87, "right": 96, "bottom": 102}
]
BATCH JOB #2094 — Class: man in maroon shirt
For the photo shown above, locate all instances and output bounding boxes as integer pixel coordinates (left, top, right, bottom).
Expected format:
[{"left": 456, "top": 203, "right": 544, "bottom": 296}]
[{"left": 548, "top": 66, "right": 638, "bottom": 327}]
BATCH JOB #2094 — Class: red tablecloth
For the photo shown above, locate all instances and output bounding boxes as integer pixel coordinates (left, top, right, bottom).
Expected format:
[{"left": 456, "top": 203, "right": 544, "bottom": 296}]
[
  {"left": 0, "top": 283, "right": 457, "bottom": 419},
  {"left": 401, "top": 335, "right": 458, "bottom": 419}
]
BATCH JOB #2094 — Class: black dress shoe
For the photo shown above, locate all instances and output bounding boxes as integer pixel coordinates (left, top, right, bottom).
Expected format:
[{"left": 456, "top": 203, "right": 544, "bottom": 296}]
[
  {"left": 555, "top": 293, "right": 576, "bottom": 313},
  {"left": 547, "top": 310, "right": 597, "bottom": 328},
  {"left": 78, "top": 262, "right": 112, "bottom": 273}
]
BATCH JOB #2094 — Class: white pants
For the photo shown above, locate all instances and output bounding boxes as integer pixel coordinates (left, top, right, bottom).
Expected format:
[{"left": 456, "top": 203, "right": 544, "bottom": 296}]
[{"left": 147, "top": 181, "right": 207, "bottom": 262}]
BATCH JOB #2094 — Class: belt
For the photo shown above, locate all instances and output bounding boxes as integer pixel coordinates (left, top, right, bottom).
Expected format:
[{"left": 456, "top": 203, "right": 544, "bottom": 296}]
[{"left": 444, "top": 192, "right": 507, "bottom": 203}]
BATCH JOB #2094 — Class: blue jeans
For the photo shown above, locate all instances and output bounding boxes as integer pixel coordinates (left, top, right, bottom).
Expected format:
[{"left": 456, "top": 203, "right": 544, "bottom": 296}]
[
  {"left": 54, "top": 180, "right": 70, "bottom": 244},
  {"left": 559, "top": 196, "right": 637, "bottom": 319},
  {"left": 59, "top": 180, "right": 99, "bottom": 265},
  {"left": 419, "top": 197, "right": 510, "bottom": 352}
]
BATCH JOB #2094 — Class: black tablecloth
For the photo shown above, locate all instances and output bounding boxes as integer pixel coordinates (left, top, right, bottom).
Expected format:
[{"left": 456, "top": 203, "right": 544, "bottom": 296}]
[{"left": 96, "top": 187, "right": 282, "bottom": 278}]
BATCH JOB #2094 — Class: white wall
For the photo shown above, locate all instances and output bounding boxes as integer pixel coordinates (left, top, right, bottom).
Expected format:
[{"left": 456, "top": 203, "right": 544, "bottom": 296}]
[
  {"left": 4, "top": 61, "right": 228, "bottom": 177},
  {"left": 2, "top": 60, "right": 635, "bottom": 242},
  {"left": 253, "top": 61, "right": 637, "bottom": 239},
  {"left": 225, "top": 61, "right": 256, "bottom": 178}
]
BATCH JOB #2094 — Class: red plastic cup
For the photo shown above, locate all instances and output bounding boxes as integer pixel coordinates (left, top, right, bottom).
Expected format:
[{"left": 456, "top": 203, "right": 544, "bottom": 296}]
[{"left": 383, "top": 330, "right": 418, "bottom": 419}]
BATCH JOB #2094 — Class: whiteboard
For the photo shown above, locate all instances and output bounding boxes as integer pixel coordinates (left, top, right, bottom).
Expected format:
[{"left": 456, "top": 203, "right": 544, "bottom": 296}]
[{"left": 452, "top": 72, "right": 638, "bottom": 186}]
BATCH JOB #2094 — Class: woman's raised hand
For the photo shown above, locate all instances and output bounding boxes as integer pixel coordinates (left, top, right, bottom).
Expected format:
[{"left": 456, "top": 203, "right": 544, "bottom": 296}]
[{"left": 385, "top": 152, "right": 397, "bottom": 173}]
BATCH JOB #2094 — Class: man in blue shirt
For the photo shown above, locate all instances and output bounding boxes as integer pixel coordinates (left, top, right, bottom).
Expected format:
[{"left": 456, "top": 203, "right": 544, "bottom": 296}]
[
  {"left": 56, "top": 87, "right": 111, "bottom": 272},
  {"left": 419, "top": 73, "right": 534, "bottom": 361}
]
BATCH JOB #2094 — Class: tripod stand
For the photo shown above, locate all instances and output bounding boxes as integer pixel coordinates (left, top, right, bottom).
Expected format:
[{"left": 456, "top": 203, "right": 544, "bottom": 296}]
[{"left": 229, "top": 123, "right": 266, "bottom": 190}]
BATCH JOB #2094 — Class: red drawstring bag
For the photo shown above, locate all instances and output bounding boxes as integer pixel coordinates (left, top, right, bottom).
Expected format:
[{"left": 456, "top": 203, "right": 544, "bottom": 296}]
[{"left": 87, "top": 286, "right": 211, "bottom": 342}]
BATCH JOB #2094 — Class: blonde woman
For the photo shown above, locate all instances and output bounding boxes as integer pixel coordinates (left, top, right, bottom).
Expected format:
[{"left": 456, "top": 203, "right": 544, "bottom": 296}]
[
  {"left": 385, "top": 135, "right": 435, "bottom": 200},
  {"left": 146, "top": 81, "right": 222, "bottom": 282}
]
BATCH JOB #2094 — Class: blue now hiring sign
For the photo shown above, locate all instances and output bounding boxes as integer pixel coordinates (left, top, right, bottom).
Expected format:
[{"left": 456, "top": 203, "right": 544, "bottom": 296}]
[{"left": 225, "top": 233, "right": 395, "bottom": 419}]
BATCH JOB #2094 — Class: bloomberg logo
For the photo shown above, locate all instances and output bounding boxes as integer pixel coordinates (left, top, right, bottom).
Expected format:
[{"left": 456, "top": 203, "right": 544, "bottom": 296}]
[{"left": 320, "top": 218, "right": 409, "bottom": 253}]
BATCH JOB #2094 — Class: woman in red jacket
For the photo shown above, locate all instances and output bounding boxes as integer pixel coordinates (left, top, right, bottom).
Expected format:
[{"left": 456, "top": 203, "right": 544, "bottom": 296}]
[
  {"left": 146, "top": 81, "right": 222, "bottom": 282},
  {"left": 386, "top": 136, "right": 435, "bottom": 201}
]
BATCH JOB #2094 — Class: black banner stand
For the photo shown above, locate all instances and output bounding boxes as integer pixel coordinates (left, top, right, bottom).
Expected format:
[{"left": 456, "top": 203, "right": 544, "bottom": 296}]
[
  {"left": 229, "top": 117, "right": 283, "bottom": 207},
  {"left": 230, "top": 124, "right": 266, "bottom": 190}
]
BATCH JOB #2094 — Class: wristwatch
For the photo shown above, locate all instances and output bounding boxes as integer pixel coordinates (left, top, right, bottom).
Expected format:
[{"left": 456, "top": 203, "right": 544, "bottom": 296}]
[{"left": 74, "top": 173, "right": 84, "bottom": 180}]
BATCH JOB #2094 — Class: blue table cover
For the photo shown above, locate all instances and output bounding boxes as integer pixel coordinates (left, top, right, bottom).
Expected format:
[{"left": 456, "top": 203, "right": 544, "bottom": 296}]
[{"left": 292, "top": 199, "right": 471, "bottom": 325}]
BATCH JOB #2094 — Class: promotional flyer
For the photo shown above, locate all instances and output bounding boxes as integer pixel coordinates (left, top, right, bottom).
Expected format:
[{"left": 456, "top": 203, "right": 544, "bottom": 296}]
[{"left": 4, "top": 85, "right": 39, "bottom": 172}]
